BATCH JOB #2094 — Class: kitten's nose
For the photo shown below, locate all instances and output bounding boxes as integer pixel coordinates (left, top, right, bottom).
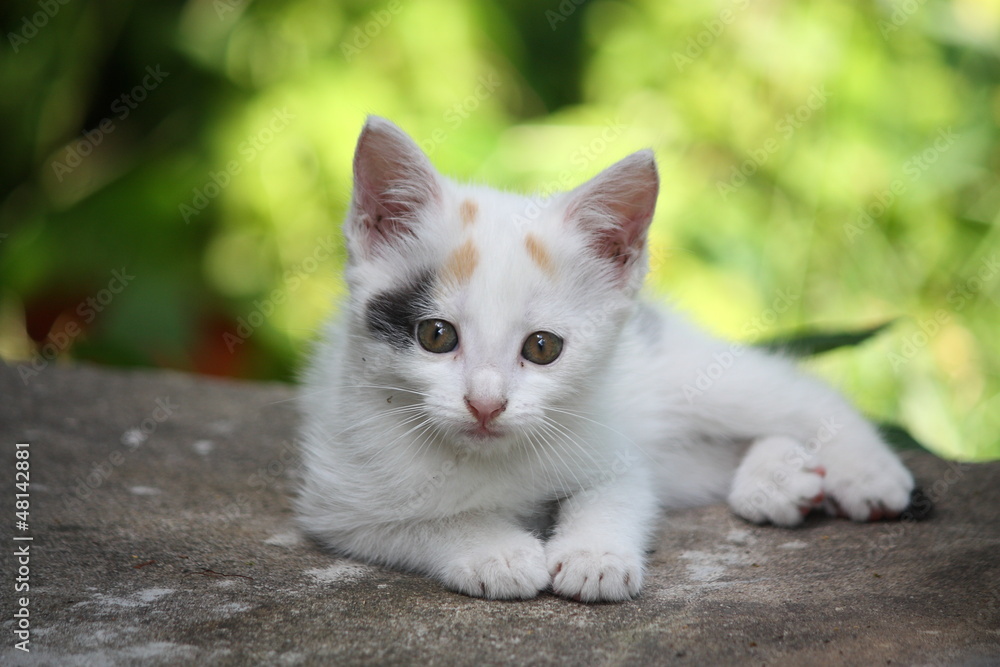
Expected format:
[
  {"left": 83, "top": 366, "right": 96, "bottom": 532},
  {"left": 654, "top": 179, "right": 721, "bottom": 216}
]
[{"left": 464, "top": 397, "right": 507, "bottom": 428}]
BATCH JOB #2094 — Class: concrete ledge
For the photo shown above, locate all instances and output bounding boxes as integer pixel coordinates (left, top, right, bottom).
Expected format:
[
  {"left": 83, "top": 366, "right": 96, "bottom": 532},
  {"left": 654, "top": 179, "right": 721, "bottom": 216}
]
[{"left": 1, "top": 362, "right": 998, "bottom": 665}]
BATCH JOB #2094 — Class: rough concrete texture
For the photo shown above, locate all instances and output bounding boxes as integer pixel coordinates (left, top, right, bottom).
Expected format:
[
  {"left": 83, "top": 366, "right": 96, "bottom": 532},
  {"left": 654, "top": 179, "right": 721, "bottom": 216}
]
[{"left": 0, "top": 362, "right": 998, "bottom": 666}]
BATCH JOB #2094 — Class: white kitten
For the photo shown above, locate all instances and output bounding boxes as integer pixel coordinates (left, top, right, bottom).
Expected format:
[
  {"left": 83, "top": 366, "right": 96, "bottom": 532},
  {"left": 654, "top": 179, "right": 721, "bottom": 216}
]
[{"left": 295, "top": 116, "right": 915, "bottom": 602}]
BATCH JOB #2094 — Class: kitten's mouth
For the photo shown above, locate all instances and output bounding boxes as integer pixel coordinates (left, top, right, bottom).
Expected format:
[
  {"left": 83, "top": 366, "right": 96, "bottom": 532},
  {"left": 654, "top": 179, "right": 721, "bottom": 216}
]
[{"left": 463, "top": 424, "right": 506, "bottom": 440}]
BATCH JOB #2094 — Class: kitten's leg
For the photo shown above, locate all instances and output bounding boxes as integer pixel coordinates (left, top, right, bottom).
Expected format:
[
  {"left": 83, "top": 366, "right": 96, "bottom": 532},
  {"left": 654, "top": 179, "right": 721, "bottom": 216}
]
[
  {"left": 314, "top": 513, "right": 550, "bottom": 600},
  {"left": 545, "top": 467, "right": 658, "bottom": 602},
  {"left": 685, "top": 350, "right": 914, "bottom": 526}
]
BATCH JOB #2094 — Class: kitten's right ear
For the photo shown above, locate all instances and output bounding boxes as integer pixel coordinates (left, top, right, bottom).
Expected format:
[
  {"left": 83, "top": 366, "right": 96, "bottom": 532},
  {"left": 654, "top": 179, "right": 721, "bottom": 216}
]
[{"left": 347, "top": 116, "right": 440, "bottom": 259}]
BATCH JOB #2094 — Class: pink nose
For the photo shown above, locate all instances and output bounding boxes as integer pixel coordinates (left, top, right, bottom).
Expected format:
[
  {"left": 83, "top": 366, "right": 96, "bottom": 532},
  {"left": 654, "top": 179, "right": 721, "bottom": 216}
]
[{"left": 464, "top": 397, "right": 507, "bottom": 428}]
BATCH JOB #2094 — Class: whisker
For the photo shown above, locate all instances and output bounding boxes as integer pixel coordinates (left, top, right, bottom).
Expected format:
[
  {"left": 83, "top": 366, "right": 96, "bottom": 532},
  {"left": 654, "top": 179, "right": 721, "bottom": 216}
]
[
  {"left": 544, "top": 405, "right": 653, "bottom": 460},
  {"left": 257, "top": 382, "right": 430, "bottom": 409},
  {"left": 331, "top": 405, "right": 426, "bottom": 439},
  {"left": 520, "top": 428, "right": 560, "bottom": 494},
  {"left": 532, "top": 419, "right": 588, "bottom": 494},
  {"left": 400, "top": 418, "right": 443, "bottom": 471},
  {"left": 359, "top": 412, "right": 435, "bottom": 469}
]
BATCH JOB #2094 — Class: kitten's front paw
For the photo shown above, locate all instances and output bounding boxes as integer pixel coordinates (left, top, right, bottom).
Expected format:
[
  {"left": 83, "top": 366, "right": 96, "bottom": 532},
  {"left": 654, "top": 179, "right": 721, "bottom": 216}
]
[
  {"left": 728, "top": 436, "right": 826, "bottom": 527},
  {"left": 546, "top": 544, "right": 644, "bottom": 602},
  {"left": 444, "top": 534, "right": 549, "bottom": 600}
]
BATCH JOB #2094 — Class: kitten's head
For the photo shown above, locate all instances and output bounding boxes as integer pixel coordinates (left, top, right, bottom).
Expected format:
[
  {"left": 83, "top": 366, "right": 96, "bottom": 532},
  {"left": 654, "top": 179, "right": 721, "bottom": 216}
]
[{"left": 343, "top": 116, "right": 659, "bottom": 451}]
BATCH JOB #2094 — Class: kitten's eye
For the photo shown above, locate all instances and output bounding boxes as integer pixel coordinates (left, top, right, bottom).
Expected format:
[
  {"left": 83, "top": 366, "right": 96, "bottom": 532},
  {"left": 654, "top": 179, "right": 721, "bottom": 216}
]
[
  {"left": 416, "top": 319, "right": 458, "bottom": 354},
  {"left": 522, "top": 331, "right": 563, "bottom": 365}
]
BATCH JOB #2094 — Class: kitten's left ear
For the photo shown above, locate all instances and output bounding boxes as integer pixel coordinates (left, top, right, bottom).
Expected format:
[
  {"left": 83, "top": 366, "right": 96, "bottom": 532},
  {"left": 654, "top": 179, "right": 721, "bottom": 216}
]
[{"left": 564, "top": 150, "right": 659, "bottom": 282}]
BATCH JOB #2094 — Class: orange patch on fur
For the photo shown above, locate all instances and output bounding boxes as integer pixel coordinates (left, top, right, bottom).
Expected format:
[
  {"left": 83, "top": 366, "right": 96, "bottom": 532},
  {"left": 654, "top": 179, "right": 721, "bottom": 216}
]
[
  {"left": 459, "top": 199, "right": 478, "bottom": 227},
  {"left": 442, "top": 239, "right": 479, "bottom": 286},
  {"left": 525, "top": 233, "right": 555, "bottom": 277}
]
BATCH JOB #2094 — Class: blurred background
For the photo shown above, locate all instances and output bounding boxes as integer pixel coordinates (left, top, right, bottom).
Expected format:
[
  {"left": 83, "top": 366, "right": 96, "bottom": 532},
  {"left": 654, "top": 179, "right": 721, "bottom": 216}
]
[{"left": 1, "top": 0, "right": 998, "bottom": 460}]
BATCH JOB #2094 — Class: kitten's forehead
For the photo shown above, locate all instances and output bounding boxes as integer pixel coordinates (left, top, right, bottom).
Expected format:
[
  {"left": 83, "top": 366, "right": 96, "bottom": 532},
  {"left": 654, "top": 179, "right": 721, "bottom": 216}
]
[{"left": 442, "top": 189, "right": 565, "bottom": 282}]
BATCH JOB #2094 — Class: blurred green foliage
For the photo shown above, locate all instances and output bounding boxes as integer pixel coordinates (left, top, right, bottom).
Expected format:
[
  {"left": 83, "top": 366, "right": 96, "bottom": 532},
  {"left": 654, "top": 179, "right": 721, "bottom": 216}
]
[{"left": 0, "top": 0, "right": 998, "bottom": 460}]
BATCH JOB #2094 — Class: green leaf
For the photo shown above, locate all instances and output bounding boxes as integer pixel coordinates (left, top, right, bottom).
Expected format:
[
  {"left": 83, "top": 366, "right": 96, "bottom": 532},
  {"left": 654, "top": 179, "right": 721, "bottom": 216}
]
[
  {"left": 757, "top": 321, "right": 894, "bottom": 357},
  {"left": 877, "top": 422, "right": 933, "bottom": 453}
]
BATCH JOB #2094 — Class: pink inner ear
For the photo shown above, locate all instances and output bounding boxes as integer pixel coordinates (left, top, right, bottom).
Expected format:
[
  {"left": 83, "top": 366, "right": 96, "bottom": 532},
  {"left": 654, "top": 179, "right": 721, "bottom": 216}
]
[
  {"left": 355, "top": 155, "right": 415, "bottom": 244},
  {"left": 351, "top": 117, "right": 440, "bottom": 254},
  {"left": 566, "top": 150, "right": 660, "bottom": 275}
]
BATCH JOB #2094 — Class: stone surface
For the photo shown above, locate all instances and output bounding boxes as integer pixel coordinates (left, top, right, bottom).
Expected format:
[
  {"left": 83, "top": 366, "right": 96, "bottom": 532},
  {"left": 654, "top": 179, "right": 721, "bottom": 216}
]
[{"left": 1, "top": 362, "right": 998, "bottom": 666}]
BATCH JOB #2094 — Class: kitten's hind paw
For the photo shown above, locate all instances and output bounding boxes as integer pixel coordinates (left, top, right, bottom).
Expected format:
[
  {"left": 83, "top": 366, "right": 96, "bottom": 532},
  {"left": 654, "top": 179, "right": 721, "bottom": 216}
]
[
  {"left": 443, "top": 535, "right": 549, "bottom": 600},
  {"left": 728, "top": 436, "right": 826, "bottom": 527},
  {"left": 546, "top": 546, "right": 644, "bottom": 602},
  {"left": 821, "top": 448, "right": 914, "bottom": 522}
]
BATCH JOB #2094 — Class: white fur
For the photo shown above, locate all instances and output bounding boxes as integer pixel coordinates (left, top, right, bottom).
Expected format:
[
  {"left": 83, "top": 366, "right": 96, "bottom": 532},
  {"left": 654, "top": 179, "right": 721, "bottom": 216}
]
[{"left": 295, "top": 117, "right": 914, "bottom": 602}]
